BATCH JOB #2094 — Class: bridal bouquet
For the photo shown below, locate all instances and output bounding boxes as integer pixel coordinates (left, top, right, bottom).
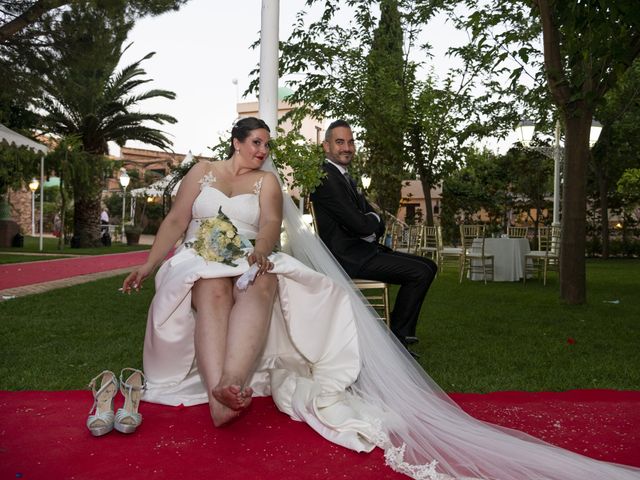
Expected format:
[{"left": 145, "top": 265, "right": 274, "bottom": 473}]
[{"left": 187, "top": 207, "right": 246, "bottom": 266}]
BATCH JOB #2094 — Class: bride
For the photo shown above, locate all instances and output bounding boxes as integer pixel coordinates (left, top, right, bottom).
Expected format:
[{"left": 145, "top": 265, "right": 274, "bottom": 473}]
[{"left": 123, "top": 117, "right": 639, "bottom": 480}]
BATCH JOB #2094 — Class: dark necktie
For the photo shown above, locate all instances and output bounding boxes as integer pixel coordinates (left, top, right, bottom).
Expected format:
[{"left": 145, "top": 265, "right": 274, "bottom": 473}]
[
  {"left": 344, "top": 172, "right": 365, "bottom": 210},
  {"left": 344, "top": 172, "right": 358, "bottom": 194}
]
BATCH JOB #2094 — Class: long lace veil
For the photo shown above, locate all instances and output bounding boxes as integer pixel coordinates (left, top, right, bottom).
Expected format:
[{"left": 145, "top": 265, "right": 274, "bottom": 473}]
[{"left": 261, "top": 158, "right": 639, "bottom": 480}]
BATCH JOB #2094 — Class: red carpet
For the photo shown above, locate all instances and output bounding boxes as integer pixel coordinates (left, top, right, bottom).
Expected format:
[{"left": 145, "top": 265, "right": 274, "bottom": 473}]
[
  {"left": 0, "top": 251, "right": 149, "bottom": 289},
  {"left": 1, "top": 390, "right": 638, "bottom": 480}
]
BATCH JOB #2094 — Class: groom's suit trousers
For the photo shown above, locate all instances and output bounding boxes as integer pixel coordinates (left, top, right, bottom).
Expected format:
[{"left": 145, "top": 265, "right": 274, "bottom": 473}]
[{"left": 354, "top": 247, "right": 437, "bottom": 340}]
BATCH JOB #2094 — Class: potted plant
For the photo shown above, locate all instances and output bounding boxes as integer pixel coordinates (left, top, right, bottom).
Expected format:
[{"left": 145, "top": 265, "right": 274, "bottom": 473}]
[{"left": 124, "top": 223, "right": 142, "bottom": 246}]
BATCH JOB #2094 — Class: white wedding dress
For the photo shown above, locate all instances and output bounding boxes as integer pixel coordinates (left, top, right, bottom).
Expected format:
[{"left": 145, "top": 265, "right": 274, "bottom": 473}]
[
  {"left": 143, "top": 177, "right": 383, "bottom": 452},
  {"left": 142, "top": 168, "right": 640, "bottom": 480}
]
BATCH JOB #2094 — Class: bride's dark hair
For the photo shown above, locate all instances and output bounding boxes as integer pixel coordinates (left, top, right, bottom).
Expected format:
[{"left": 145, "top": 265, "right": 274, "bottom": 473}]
[{"left": 227, "top": 117, "right": 270, "bottom": 159}]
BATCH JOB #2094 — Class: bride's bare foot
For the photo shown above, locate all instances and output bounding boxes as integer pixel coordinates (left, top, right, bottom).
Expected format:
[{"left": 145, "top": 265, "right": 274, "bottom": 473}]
[
  {"left": 209, "top": 398, "right": 240, "bottom": 427},
  {"left": 212, "top": 383, "right": 253, "bottom": 410}
]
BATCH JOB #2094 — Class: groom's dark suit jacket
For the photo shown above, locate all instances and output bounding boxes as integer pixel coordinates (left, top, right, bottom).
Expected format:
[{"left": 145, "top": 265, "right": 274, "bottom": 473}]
[{"left": 310, "top": 161, "right": 386, "bottom": 276}]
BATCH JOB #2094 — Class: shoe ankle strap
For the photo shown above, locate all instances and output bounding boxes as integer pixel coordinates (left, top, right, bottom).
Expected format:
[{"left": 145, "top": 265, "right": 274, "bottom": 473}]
[
  {"left": 87, "top": 370, "right": 117, "bottom": 414},
  {"left": 119, "top": 368, "right": 147, "bottom": 396},
  {"left": 88, "top": 370, "right": 117, "bottom": 396}
]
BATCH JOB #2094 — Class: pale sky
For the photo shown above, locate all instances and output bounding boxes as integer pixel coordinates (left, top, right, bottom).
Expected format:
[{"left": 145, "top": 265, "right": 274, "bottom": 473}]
[
  {"left": 119, "top": 0, "right": 297, "bottom": 156},
  {"left": 117, "top": 1, "right": 515, "bottom": 157}
]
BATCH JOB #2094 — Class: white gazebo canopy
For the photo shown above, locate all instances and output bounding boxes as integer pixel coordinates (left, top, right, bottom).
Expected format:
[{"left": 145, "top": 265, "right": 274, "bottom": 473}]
[
  {"left": 0, "top": 123, "right": 50, "bottom": 251},
  {"left": 0, "top": 123, "right": 49, "bottom": 154}
]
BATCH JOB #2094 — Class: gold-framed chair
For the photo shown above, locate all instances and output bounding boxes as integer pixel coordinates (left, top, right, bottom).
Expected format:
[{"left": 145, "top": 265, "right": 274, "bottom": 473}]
[
  {"left": 350, "top": 279, "right": 391, "bottom": 327},
  {"left": 308, "top": 201, "right": 391, "bottom": 326},
  {"left": 390, "top": 222, "right": 415, "bottom": 253},
  {"left": 417, "top": 225, "right": 438, "bottom": 261},
  {"left": 436, "top": 225, "right": 463, "bottom": 274},
  {"left": 459, "top": 224, "right": 494, "bottom": 284},
  {"left": 524, "top": 226, "right": 560, "bottom": 286},
  {"left": 507, "top": 226, "right": 529, "bottom": 238},
  {"left": 402, "top": 224, "right": 421, "bottom": 254}
]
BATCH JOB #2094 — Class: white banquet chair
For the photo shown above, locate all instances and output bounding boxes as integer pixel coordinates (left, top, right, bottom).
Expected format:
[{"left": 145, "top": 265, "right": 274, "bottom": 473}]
[{"left": 459, "top": 224, "right": 494, "bottom": 284}]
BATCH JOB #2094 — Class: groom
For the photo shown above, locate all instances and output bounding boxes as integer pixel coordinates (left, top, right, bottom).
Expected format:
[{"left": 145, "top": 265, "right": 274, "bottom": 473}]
[{"left": 310, "top": 120, "right": 437, "bottom": 352}]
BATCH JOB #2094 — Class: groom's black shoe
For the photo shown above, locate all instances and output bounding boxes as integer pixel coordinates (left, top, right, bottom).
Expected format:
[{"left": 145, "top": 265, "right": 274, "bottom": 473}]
[
  {"left": 406, "top": 348, "right": 420, "bottom": 360},
  {"left": 399, "top": 340, "right": 420, "bottom": 360},
  {"left": 395, "top": 333, "right": 420, "bottom": 359}
]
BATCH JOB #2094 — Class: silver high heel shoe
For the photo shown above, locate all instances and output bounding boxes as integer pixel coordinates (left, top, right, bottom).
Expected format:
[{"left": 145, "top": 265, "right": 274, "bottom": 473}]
[
  {"left": 86, "top": 370, "right": 118, "bottom": 437},
  {"left": 114, "top": 368, "right": 146, "bottom": 434}
]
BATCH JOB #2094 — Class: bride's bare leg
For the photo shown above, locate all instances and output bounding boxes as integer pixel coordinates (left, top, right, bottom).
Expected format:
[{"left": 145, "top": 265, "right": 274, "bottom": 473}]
[
  {"left": 213, "top": 272, "right": 277, "bottom": 411},
  {"left": 191, "top": 277, "right": 237, "bottom": 427}
]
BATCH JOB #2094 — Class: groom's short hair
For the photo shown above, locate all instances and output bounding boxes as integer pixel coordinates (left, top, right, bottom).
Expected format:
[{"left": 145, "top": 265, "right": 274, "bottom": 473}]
[{"left": 325, "top": 119, "right": 352, "bottom": 141}]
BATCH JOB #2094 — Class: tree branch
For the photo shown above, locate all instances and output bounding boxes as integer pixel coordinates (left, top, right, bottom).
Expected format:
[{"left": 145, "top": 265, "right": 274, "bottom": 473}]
[
  {"left": 533, "top": 0, "right": 570, "bottom": 106},
  {"left": 0, "top": 0, "right": 68, "bottom": 43}
]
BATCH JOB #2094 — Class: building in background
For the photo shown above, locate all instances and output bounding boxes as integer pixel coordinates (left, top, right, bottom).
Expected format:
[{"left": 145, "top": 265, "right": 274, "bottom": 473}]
[
  {"left": 104, "top": 147, "right": 212, "bottom": 194},
  {"left": 237, "top": 87, "right": 324, "bottom": 145},
  {"left": 396, "top": 180, "right": 442, "bottom": 225}
]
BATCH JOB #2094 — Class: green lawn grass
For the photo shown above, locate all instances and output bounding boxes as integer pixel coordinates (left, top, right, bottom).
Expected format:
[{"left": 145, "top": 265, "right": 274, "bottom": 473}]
[
  {"left": 0, "top": 254, "right": 70, "bottom": 264},
  {"left": 412, "top": 259, "right": 640, "bottom": 392},
  {"left": 0, "top": 259, "right": 638, "bottom": 392},
  {"left": 0, "top": 235, "right": 150, "bottom": 255}
]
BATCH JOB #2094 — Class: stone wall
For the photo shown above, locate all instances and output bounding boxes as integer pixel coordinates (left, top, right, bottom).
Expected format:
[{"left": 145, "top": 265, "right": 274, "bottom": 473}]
[{"left": 7, "top": 188, "right": 36, "bottom": 234}]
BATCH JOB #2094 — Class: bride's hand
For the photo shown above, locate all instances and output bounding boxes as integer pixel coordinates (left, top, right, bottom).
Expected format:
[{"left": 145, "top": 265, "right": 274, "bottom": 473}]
[
  {"left": 122, "top": 263, "right": 154, "bottom": 293},
  {"left": 248, "top": 250, "right": 273, "bottom": 276}
]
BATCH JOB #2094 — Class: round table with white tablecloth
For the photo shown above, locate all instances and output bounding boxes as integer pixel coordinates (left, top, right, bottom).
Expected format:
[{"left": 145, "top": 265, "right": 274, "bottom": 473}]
[{"left": 470, "top": 237, "right": 531, "bottom": 282}]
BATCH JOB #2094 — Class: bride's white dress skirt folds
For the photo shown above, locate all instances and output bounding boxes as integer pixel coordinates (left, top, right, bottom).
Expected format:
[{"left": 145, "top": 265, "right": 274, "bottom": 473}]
[{"left": 142, "top": 163, "right": 640, "bottom": 480}]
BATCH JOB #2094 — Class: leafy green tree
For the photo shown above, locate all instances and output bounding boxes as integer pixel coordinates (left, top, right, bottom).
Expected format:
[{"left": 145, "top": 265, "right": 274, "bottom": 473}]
[
  {"left": 270, "top": 129, "right": 325, "bottom": 199},
  {"left": 503, "top": 143, "right": 553, "bottom": 234},
  {"left": 590, "top": 59, "right": 640, "bottom": 258},
  {"left": 0, "top": 142, "right": 41, "bottom": 219},
  {"left": 0, "top": 1, "right": 51, "bottom": 130},
  {"left": 617, "top": 168, "right": 640, "bottom": 207},
  {"left": 45, "top": 134, "right": 81, "bottom": 249},
  {"left": 37, "top": 3, "right": 176, "bottom": 247},
  {"left": 361, "top": 0, "right": 407, "bottom": 213},
  {"left": 440, "top": 148, "right": 508, "bottom": 240},
  {"left": 0, "top": 0, "right": 189, "bottom": 42},
  {"left": 407, "top": 72, "right": 473, "bottom": 226},
  {"left": 447, "top": 0, "right": 640, "bottom": 304},
  {"left": 264, "top": 1, "right": 375, "bottom": 127},
  {"left": 616, "top": 168, "right": 640, "bottom": 251},
  {"left": 0, "top": 0, "right": 188, "bottom": 136},
  {"left": 270, "top": 1, "right": 487, "bottom": 221}
]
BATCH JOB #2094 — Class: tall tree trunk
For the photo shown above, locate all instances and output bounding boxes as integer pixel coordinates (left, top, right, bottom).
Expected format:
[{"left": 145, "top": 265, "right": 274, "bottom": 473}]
[
  {"left": 560, "top": 112, "right": 591, "bottom": 304},
  {"left": 418, "top": 165, "right": 434, "bottom": 226},
  {"left": 58, "top": 173, "right": 66, "bottom": 251},
  {"left": 73, "top": 196, "right": 101, "bottom": 247},
  {"left": 421, "top": 179, "right": 434, "bottom": 226}
]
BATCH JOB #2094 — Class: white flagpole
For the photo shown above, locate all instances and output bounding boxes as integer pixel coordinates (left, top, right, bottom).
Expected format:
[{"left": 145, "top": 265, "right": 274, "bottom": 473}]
[{"left": 258, "top": 0, "right": 279, "bottom": 137}]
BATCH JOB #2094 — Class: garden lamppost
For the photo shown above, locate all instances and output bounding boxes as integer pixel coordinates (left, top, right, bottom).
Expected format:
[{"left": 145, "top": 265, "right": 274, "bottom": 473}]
[
  {"left": 516, "top": 119, "right": 602, "bottom": 228},
  {"left": 516, "top": 119, "right": 562, "bottom": 227},
  {"left": 119, "top": 170, "right": 130, "bottom": 244},
  {"left": 28, "top": 178, "right": 39, "bottom": 236}
]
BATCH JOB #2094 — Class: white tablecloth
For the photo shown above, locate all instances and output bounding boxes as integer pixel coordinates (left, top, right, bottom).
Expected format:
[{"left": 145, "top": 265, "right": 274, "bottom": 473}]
[{"left": 470, "top": 238, "right": 531, "bottom": 282}]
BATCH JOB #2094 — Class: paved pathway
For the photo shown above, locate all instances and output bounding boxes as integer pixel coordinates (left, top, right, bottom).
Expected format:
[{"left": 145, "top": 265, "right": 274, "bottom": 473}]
[
  {"left": 0, "top": 251, "right": 149, "bottom": 301},
  {"left": 0, "top": 267, "right": 134, "bottom": 300}
]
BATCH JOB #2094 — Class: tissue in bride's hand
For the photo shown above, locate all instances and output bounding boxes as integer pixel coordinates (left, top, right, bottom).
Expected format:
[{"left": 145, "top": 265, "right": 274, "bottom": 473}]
[{"left": 236, "top": 264, "right": 259, "bottom": 291}]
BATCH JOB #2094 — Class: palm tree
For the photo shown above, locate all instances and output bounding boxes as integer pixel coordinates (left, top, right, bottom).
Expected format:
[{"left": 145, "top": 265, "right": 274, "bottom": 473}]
[{"left": 38, "top": 4, "right": 176, "bottom": 247}]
